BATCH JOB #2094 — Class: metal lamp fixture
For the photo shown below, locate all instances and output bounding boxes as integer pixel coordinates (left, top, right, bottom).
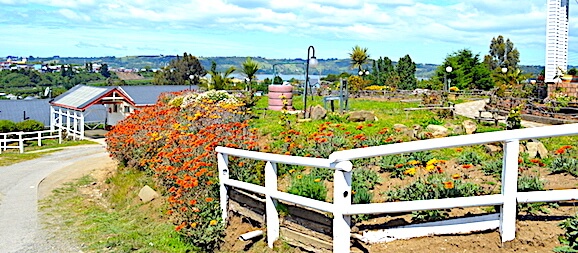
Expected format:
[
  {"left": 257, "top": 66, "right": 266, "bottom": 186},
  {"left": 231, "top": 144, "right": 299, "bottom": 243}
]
[{"left": 304, "top": 46, "right": 317, "bottom": 118}]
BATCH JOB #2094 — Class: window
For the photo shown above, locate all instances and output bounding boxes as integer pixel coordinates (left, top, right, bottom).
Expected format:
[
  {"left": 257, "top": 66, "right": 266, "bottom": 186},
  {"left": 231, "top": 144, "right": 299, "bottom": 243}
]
[{"left": 124, "top": 106, "right": 131, "bottom": 113}]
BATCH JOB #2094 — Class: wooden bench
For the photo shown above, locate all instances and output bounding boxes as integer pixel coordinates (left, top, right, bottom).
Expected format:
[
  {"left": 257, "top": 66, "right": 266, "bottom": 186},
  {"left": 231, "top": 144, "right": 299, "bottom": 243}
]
[{"left": 475, "top": 109, "right": 505, "bottom": 125}]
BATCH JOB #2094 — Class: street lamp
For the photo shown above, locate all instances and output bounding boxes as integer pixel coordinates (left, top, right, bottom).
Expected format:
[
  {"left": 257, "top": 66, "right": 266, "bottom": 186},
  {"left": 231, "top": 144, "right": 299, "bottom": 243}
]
[
  {"left": 189, "top": 74, "right": 194, "bottom": 91},
  {"left": 358, "top": 69, "right": 369, "bottom": 76},
  {"left": 501, "top": 67, "right": 508, "bottom": 74},
  {"left": 444, "top": 66, "right": 452, "bottom": 91},
  {"left": 245, "top": 77, "right": 250, "bottom": 91},
  {"left": 304, "top": 45, "right": 318, "bottom": 118}
]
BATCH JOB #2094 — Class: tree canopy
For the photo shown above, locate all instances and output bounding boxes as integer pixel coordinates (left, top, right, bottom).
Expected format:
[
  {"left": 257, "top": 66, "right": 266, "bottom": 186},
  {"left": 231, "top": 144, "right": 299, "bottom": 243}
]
[
  {"left": 396, "top": 55, "right": 418, "bottom": 90},
  {"left": 436, "top": 49, "right": 494, "bottom": 90},
  {"left": 153, "top": 52, "right": 206, "bottom": 86},
  {"left": 483, "top": 35, "right": 520, "bottom": 73},
  {"left": 207, "top": 61, "right": 235, "bottom": 90}
]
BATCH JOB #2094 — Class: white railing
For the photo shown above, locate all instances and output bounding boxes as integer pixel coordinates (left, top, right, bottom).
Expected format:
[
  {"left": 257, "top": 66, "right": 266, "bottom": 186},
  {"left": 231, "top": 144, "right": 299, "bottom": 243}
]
[
  {"left": 0, "top": 129, "right": 62, "bottom": 154},
  {"left": 217, "top": 123, "right": 578, "bottom": 253}
]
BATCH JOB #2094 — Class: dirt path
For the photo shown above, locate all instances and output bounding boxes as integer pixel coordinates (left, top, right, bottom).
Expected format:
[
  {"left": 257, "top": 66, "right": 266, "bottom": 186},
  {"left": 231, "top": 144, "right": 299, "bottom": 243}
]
[{"left": 0, "top": 144, "right": 110, "bottom": 253}]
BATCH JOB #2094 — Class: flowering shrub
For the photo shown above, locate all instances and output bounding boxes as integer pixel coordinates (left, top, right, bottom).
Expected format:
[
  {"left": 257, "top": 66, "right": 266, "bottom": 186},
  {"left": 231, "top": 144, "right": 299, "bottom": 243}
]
[
  {"left": 550, "top": 145, "right": 577, "bottom": 177},
  {"left": 106, "top": 90, "right": 259, "bottom": 251},
  {"left": 287, "top": 172, "right": 327, "bottom": 201}
]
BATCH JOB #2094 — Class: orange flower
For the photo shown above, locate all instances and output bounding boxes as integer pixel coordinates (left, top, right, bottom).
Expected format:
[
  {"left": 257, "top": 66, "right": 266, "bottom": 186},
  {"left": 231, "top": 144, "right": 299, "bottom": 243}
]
[
  {"left": 443, "top": 181, "right": 454, "bottom": 189},
  {"left": 451, "top": 174, "right": 461, "bottom": 179},
  {"left": 284, "top": 151, "right": 291, "bottom": 155},
  {"left": 529, "top": 158, "right": 540, "bottom": 164},
  {"left": 367, "top": 123, "right": 373, "bottom": 127},
  {"left": 356, "top": 125, "right": 364, "bottom": 130},
  {"left": 462, "top": 164, "right": 473, "bottom": 169},
  {"left": 455, "top": 148, "right": 463, "bottom": 152},
  {"left": 205, "top": 197, "right": 214, "bottom": 202}
]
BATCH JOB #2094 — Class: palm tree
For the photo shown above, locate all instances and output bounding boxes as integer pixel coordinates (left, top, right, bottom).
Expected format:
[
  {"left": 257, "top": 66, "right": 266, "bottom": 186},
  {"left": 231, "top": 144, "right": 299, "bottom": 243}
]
[
  {"left": 241, "top": 57, "right": 260, "bottom": 91},
  {"left": 208, "top": 61, "right": 236, "bottom": 90},
  {"left": 349, "top": 45, "right": 370, "bottom": 71}
]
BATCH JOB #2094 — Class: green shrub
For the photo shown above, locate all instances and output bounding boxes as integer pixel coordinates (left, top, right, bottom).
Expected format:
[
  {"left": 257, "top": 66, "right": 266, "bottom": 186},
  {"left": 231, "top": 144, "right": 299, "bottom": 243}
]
[
  {"left": 554, "top": 213, "right": 578, "bottom": 253},
  {"left": 288, "top": 173, "right": 327, "bottom": 201},
  {"left": 352, "top": 168, "right": 381, "bottom": 191},
  {"left": 550, "top": 156, "right": 578, "bottom": 177},
  {"left": 517, "top": 174, "right": 556, "bottom": 214},
  {"left": 481, "top": 159, "right": 503, "bottom": 178},
  {"left": 16, "top": 120, "right": 44, "bottom": 132},
  {"left": 0, "top": 120, "right": 16, "bottom": 133},
  {"left": 457, "top": 150, "right": 483, "bottom": 165}
]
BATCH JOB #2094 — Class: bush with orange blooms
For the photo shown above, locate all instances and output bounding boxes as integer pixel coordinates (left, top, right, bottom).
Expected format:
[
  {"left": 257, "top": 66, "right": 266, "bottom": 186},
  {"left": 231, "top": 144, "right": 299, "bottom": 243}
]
[{"left": 106, "top": 90, "right": 260, "bottom": 251}]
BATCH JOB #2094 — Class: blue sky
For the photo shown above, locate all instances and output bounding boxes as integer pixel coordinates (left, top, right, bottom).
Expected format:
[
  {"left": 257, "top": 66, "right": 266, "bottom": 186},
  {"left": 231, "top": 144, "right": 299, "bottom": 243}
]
[{"left": 1, "top": 0, "right": 577, "bottom": 65}]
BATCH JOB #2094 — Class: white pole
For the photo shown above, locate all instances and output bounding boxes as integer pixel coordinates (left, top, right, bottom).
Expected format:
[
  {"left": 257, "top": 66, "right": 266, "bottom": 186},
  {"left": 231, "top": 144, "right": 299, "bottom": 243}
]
[
  {"left": 500, "top": 140, "right": 519, "bottom": 242},
  {"left": 333, "top": 161, "right": 353, "bottom": 253},
  {"left": 218, "top": 153, "right": 229, "bottom": 222},
  {"left": 265, "top": 161, "right": 279, "bottom": 248}
]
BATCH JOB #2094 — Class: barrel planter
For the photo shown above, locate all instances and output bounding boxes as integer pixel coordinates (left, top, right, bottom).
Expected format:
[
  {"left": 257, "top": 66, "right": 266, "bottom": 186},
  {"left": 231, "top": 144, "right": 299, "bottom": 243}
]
[{"left": 268, "top": 85, "right": 293, "bottom": 111}]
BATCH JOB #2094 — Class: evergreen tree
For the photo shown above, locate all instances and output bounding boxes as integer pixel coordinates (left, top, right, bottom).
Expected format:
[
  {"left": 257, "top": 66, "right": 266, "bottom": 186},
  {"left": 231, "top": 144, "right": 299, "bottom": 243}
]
[
  {"left": 396, "top": 55, "right": 417, "bottom": 90},
  {"left": 436, "top": 49, "right": 494, "bottom": 91}
]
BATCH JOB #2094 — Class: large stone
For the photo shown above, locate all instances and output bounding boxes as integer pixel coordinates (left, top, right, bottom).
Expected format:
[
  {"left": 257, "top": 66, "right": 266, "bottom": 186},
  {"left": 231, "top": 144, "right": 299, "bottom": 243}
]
[
  {"left": 462, "top": 120, "right": 477, "bottom": 134},
  {"left": 393, "top": 124, "right": 409, "bottom": 133},
  {"left": 310, "top": 105, "right": 327, "bottom": 120},
  {"left": 536, "top": 142, "right": 548, "bottom": 159},
  {"left": 348, "top": 110, "right": 376, "bottom": 122},
  {"left": 526, "top": 142, "right": 539, "bottom": 158},
  {"left": 426, "top": 125, "right": 449, "bottom": 138},
  {"left": 138, "top": 185, "right": 160, "bottom": 203}
]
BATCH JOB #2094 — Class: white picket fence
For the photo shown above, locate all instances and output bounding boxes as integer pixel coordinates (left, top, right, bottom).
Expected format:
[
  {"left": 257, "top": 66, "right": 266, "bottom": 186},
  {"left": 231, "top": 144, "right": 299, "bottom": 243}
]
[
  {"left": 0, "top": 129, "right": 62, "bottom": 154},
  {"left": 216, "top": 123, "right": 578, "bottom": 253}
]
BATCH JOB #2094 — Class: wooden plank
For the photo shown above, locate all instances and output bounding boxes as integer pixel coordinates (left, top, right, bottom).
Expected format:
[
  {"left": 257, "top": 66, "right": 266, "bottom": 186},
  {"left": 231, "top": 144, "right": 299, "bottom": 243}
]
[
  {"left": 283, "top": 215, "right": 333, "bottom": 236},
  {"left": 280, "top": 227, "right": 333, "bottom": 253},
  {"left": 283, "top": 202, "right": 332, "bottom": 226},
  {"left": 229, "top": 200, "right": 264, "bottom": 224},
  {"left": 229, "top": 188, "right": 265, "bottom": 212}
]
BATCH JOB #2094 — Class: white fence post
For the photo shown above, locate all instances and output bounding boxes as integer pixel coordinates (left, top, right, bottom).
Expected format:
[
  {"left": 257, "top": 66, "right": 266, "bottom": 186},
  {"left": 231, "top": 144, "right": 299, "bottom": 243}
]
[
  {"left": 500, "top": 139, "right": 519, "bottom": 242},
  {"left": 333, "top": 161, "right": 353, "bottom": 253},
  {"left": 37, "top": 132, "right": 42, "bottom": 146},
  {"left": 18, "top": 133, "right": 24, "bottom": 153},
  {"left": 58, "top": 129, "right": 62, "bottom": 144},
  {"left": 50, "top": 106, "right": 55, "bottom": 131},
  {"left": 218, "top": 152, "right": 229, "bottom": 222},
  {"left": 265, "top": 161, "right": 279, "bottom": 248}
]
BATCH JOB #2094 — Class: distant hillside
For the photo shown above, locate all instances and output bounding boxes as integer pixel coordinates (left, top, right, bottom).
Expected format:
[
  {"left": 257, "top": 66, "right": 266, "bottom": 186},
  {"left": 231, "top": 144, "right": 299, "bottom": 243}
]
[{"left": 2, "top": 55, "right": 546, "bottom": 79}]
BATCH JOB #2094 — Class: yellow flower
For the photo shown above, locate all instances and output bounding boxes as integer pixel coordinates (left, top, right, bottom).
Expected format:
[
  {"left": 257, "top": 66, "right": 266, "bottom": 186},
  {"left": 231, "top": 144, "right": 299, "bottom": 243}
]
[
  {"left": 209, "top": 220, "right": 218, "bottom": 226},
  {"left": 190, "top": 222, "right": 197, "bottom": 228},
  {"left": 314, "top": 178, "right": 321, "bottom": 183},
  {"left": 408, "top": 160, "right": 420, "bottom": 165},
  {"left": 426, "top": 158, "right": 438, "bottom": 166},
  {"left": 443, "top": 181, "right": 455, "bottom": 189},
  {"left": 288, "top": 169, "right": 296, "bottom": 173},
  {"left": 296, "top": 174, "right": 303, "bottom": 179},
  {"left": 403, "top": 167, "right": 416, "bottom": 176},
  {"left": 425, "top": 165, "right": 435, "bottom": 172},
  {"left": 451, "top": 174, "right": 461, "bottom": 179}
]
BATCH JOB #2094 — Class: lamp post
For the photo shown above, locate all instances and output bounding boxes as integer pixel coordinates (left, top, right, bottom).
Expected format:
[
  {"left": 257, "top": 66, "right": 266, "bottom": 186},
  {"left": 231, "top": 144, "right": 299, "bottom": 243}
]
[
  {"left": 304, "top": 45, "right": 318, "bottom": 118},
  {"left": 444, "top": 66, "right": 452, "bottom": 92},
  {"left": 358, "top": 69, "right": 370, "bottom": 76},
  {"left": 189, "top": 74, "right": 194, "bottom": 91}
]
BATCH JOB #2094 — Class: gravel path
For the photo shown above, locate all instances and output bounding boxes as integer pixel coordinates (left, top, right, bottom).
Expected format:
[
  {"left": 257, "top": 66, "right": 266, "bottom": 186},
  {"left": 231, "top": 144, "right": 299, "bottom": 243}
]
[{"left": 0, "top": 145, "right": 106, "bottom": 253}]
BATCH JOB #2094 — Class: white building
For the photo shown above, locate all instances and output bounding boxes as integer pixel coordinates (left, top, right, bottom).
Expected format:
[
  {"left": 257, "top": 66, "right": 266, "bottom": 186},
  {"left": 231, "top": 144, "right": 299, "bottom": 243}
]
[{"left": 545, "top": 0, "right": 570, "bottom": 83}]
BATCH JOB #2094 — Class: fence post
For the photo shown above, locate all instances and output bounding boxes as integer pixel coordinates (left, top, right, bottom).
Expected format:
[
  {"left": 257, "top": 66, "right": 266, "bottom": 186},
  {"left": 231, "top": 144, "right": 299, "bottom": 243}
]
[
  {"left": 265, "top": 161, "right": 279, "bottom": 248},
  {"left": 333, "top": 161, "right": 353, "bottom": 253},
  {"left": 218, "top": 152, "right": 229, "bottom": 223},
  {"left": 58, "top": 128, "right": 62, "bottom": 144},
  {"left": 500, "top": 139, "right": 519, "bottom": 242},
  {"left": 18, "top": 133, "right": 24, "bottom": 153},
  {"left": 37, "top": 132, "right": 42, "bottom": 146}
]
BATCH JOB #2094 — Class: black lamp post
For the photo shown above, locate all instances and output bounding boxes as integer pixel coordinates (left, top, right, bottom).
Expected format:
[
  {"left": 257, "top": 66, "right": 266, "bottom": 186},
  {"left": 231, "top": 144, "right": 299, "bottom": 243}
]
[{"left": 304, "top": 46, "right": 318, "bottom": 118}]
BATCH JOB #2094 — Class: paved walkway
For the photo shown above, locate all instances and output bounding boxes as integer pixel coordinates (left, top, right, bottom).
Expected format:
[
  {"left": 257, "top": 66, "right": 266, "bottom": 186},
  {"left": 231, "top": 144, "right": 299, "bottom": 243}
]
[
  {"left": 0, "top": 145, "right": 106, "bottom": 253},
  {"left": 454, "top": 99, "right": 549, "bottom": 128}
]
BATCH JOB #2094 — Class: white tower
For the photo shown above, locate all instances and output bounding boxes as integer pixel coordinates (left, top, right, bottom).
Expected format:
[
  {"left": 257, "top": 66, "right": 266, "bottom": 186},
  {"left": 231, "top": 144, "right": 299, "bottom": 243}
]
[{"left": 545, "top": 0, "right": 570, "bottom": 83}]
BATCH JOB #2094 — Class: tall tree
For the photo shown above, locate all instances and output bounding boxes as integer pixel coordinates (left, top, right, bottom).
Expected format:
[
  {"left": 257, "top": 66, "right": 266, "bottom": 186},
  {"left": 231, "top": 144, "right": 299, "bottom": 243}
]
[
  {"left": 153, "top": 52, "right": 205, "bottom": 85},
  {"left": 99, "top": 64, "right": 111, "bottom": 78},
  {"left": 483, "top": 35, "right": 520, "bottom": 73},
  {"left": 349, "top": 45, "right": 370, "bottom": 71},
  {"left": 370, "top": 56, "right": 395, "bottom": 86},
  {"left": 436, "top": 49, "right": 494, "bottom": 90},
  {"left": 396, "top": 55, "right": 418, "bottom": 90}
]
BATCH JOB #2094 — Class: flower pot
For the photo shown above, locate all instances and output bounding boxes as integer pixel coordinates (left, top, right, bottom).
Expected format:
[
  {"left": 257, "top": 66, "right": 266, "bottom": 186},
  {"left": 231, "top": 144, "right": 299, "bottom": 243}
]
[
  {"left": 268, "top": 85, "right": 293, "bottom": 92},
  {"left": 268, "top": 92, "right": 293, "bottom": 99},
  {"left": 268, "top": 98, "right": 292, "bottom": 106}
]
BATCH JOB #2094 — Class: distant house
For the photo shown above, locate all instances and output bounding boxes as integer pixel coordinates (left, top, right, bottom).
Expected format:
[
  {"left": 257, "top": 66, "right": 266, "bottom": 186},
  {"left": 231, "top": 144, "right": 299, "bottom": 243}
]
[
  {"left": 0, "top": 99, "right": 105, "bottom": 126},
  {"left": 49, "top": 85, "right": 196, "bottom": 138}
]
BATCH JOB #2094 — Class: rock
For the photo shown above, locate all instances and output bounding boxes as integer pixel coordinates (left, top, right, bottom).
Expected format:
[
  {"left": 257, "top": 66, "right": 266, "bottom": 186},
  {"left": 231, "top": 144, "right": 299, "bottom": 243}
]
[
  {"left": 412, "top": 124, "right": 422, "bottom": 138},
  {"left": 536, "top": 142, "right": 548, "bottom": 159},
  {"left": 462, "top": 120, "right": 477, "bottom": 134},
  {"left": 310, "top": 105, "right": 327, "bottom": 120},
  {"left": 485, "top": 144, "right": 502, "bottom": 154},
  {"left": 138, "top": 185, "right": 160, "bottom": 203},
  {"left": 526, "top": 142, "right": 539, "bottom": 158},
  {"left": 393, "top": 124, "right": 409, "bottom": 133},
  {"left": 348, "top": 110, "right": 376, "bottom": 122},
  {"left": 426, "top": 125, "right": 449, "bottom": 138}
]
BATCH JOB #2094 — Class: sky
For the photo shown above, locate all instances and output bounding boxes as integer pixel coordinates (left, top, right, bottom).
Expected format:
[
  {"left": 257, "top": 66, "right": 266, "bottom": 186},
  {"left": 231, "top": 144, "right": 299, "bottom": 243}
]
[{"left": 1, "top": 0, "right": 577, "bottom": 65}]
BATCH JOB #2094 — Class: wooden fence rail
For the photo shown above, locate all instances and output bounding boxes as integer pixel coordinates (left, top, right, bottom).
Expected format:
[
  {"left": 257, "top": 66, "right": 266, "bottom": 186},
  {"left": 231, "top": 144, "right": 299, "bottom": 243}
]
[
  {"left": 217, "top": 123, "right": 578, "bottom": 253},
  {"left": 0, "top": 129, "right": 62, "bottom": 154}
]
